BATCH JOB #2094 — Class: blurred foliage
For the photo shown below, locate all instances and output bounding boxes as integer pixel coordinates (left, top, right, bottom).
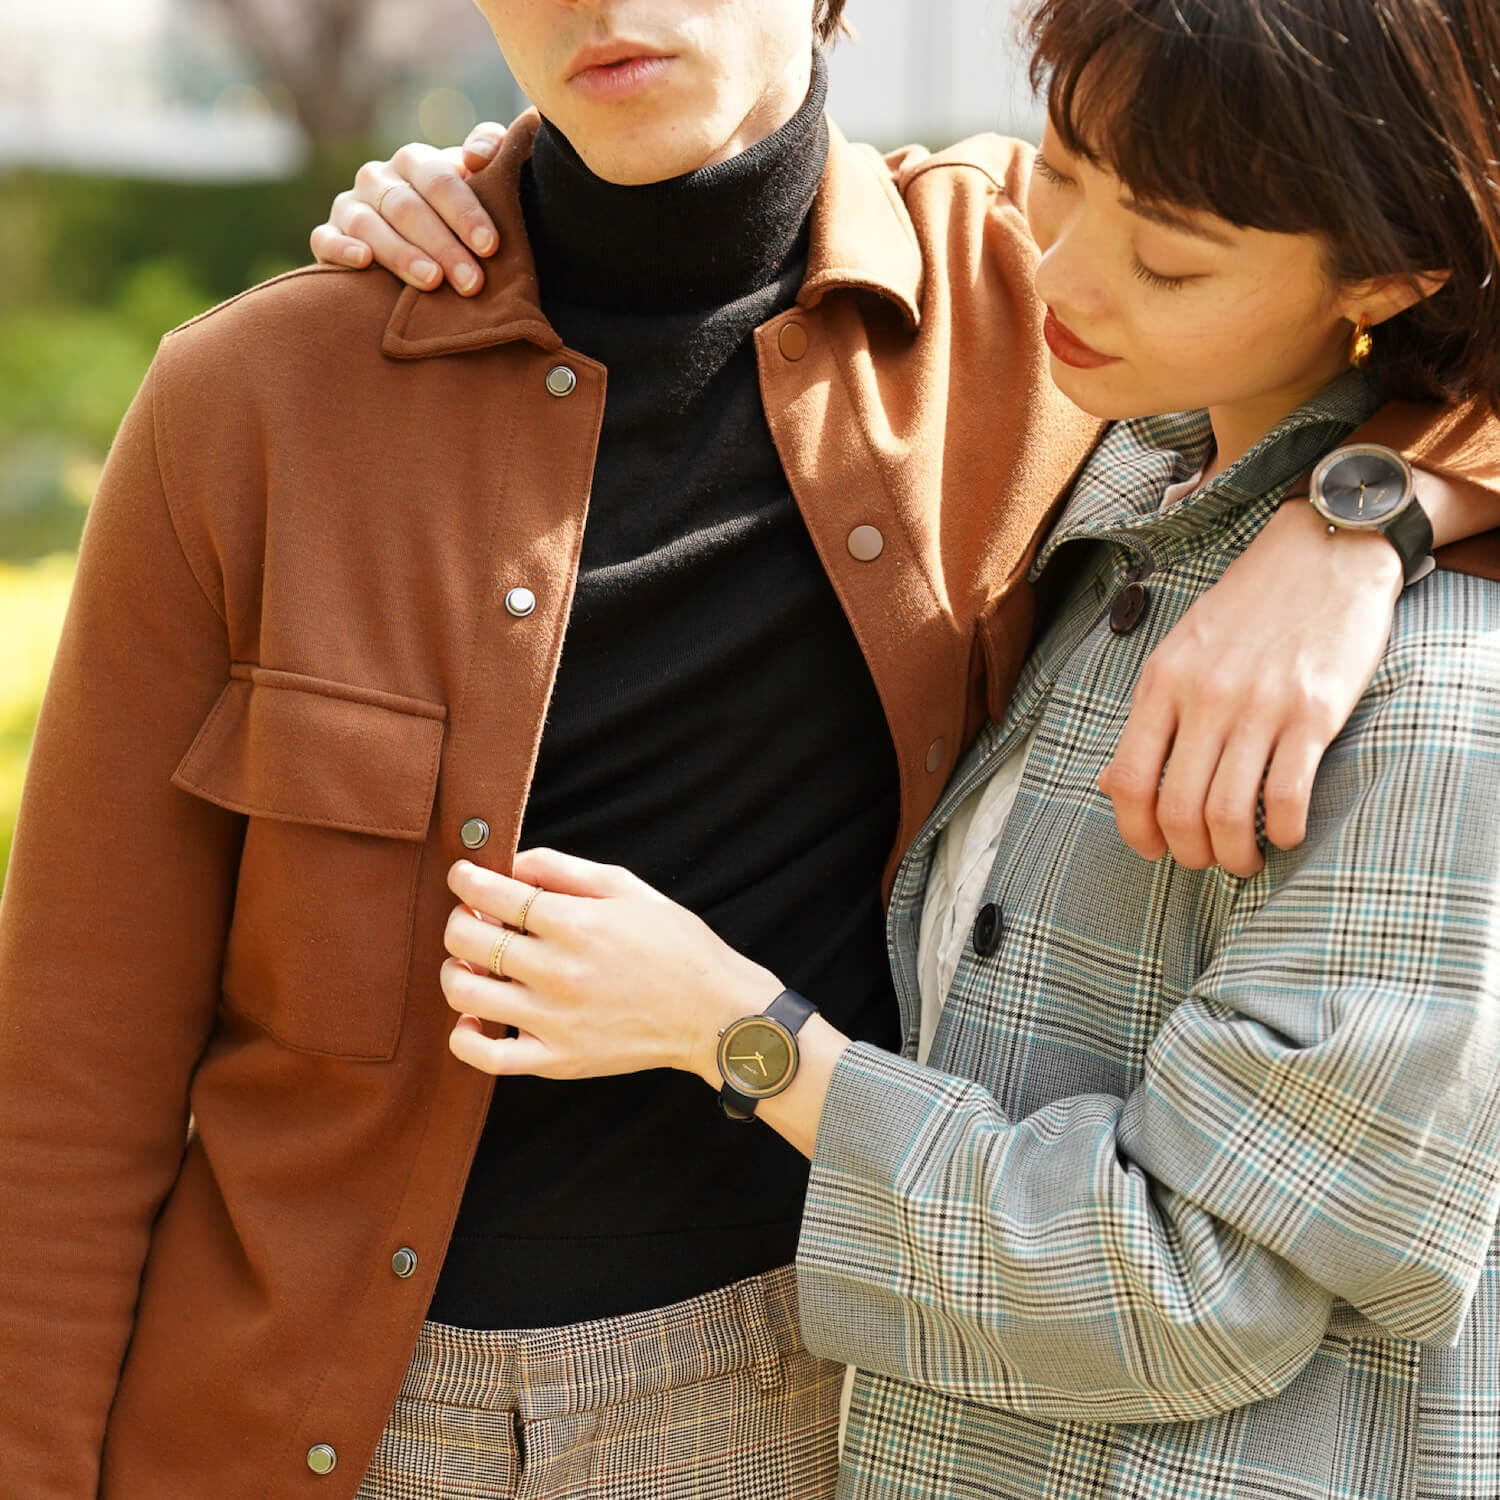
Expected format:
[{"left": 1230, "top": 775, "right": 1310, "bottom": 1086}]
[
  {"left": 0, "top": 148, "right": 378, "bottom": 888},
  {"left": 0, "top": 556, "right": 75, "bottom": 889}
]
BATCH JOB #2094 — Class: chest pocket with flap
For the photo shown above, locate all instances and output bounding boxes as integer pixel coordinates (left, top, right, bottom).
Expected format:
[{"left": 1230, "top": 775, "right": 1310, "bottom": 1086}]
[{"left": 173, "top": 666, "right": 447, "bottom": 1060}]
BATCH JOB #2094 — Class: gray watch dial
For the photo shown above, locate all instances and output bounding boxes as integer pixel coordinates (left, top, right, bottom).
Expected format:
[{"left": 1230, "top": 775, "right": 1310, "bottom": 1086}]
[{"left": 1313, "top": 446, "right": 1413, "bottom": 527}]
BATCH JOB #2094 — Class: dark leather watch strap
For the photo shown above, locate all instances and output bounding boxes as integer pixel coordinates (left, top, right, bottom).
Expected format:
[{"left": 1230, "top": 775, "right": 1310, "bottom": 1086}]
[
  {"left": 718, "top": 989, "right": 817, "bottom": 1122},
  {"left": 1386, "top": 495, "right": 1436, "bottom": 585},
  {"left": 764, "top": 989, "right": 817, "bottom": 1033}
]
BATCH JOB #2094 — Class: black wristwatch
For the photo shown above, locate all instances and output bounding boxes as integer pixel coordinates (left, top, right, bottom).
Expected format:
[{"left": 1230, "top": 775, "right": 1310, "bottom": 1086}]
[
  {"left": 1309, "top": 443, "right": 1435, "bottom": 585},
  {"left": 716, "top": 990, "right": 818, "bottom": 1121}
]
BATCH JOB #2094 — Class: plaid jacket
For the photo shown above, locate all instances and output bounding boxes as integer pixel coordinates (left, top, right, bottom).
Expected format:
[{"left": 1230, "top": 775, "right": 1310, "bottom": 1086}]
[{"left": 799, "top": 373, "right": 1500, "bottom": 1500}]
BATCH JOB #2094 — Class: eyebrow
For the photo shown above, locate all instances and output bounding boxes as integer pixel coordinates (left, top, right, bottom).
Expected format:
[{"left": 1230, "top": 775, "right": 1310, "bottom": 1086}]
[{"left": 1120, "top": 195, "right": 1236, "bottom": 247}]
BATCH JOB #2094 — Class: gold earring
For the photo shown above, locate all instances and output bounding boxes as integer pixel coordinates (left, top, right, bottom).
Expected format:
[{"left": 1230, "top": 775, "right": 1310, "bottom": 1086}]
[{"left": 1349, "top": 314, "right": 1374, "bottom": 369}]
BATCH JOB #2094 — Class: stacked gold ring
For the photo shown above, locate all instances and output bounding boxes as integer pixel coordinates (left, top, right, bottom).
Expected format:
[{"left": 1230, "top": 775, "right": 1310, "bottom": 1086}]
[
  {"left": 516, "top": 886, "right": 542, "bottom": 935},
  {"left": 488, "top": 929, "right": 515, "bottom": 980}
]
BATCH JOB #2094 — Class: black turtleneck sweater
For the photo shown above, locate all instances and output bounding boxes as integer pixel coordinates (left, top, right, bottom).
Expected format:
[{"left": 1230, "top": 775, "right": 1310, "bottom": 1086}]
[{"left": 429, "top": 56, "right": 902, "bottom": 1330}]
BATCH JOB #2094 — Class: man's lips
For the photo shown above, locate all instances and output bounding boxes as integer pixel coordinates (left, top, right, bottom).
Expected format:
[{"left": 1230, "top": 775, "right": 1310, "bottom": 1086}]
[
  {"left": 567, "top": 43, "right": 674, "bottom": 102},
  {"left": 1042, "top": 308, "right": 1120, "bottom": 369}
]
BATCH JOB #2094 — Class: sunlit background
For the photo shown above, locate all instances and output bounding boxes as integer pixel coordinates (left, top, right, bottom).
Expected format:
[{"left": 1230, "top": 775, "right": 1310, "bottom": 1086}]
[{"left": 0, "top": 0, "right": 1042, "bottom": 888}]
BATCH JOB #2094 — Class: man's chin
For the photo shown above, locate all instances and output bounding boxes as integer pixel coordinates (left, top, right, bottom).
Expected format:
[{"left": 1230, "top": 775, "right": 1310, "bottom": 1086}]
[{"left": 552, "top": 103, "right": 730, "bottom": 187}]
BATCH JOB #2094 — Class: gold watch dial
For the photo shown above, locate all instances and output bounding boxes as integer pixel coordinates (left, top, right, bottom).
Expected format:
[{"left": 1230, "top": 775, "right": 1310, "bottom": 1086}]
[{"left": 718, "top": 1017, "right": 797, "bottom": 1099}]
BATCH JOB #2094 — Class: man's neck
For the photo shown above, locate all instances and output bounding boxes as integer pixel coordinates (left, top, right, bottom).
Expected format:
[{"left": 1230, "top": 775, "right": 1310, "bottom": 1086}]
[
  {"left": 520, "top": 51, "right": 830, "bottom": 314},
  {"left": 697, "top": 45, "right": 816, "bottom": 171}
]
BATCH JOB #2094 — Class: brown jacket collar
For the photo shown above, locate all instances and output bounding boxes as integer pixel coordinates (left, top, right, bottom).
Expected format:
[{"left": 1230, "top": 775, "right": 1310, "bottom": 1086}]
[{"left": 381, "top": 112, "right": 924, "bottom": 361}]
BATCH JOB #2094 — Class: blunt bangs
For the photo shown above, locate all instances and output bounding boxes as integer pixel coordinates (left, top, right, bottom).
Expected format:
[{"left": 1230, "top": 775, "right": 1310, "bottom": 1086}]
[{"left": 1028, "top": 0, "right": 1373, "bottom": 238}]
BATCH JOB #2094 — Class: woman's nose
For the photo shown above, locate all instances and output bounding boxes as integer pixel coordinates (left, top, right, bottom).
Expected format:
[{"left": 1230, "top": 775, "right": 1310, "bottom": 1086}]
[{"left": 1033, "top": 229, "right": 1109, "bottom": 323}]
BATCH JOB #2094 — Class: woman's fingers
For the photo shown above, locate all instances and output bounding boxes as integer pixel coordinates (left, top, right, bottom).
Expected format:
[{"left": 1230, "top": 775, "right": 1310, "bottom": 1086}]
[
  {"left": 449, "top": 1011, "right": 550, "bottom": 1077},
  {"left": 382, "top": 142, "right": 498, "bottom": 257},
  {"left": 1098, "top": 692, "right": 1175, "bottom": 860},
  {"left": 316, "top": 147, "right": 499, "bottom": 294},
  {"left": 1202, "top": 729, "right": 1274, "bottom": 876},
  {"left": 443, "top": 909, "right": 545, "bottom": 984},
  {"left": 1152, "top": 727, "right": 1223, "bottom": 871},
  {"left": 461, "top": 122, "right": 507, "bottom": 175},
  {"left": 352, "top": 162, "right": 481, "bottom": 293},
  {"left": 1261, "top": 729, "right": 1326, "bottom": 850},
  {"left": 319, "top": 185, "right": 442, "bottom": 288},
  {"left": 308, "top": 220, "right": 373, "bottom": 269},
  {"left": 512, "top": 847, "right": 651, "bottom": 900},
  {"left": 448, "top": 861, "right": 564, "bottom": 933}
]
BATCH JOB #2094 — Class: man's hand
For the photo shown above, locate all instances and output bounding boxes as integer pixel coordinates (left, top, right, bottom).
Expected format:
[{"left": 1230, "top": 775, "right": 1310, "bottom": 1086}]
[
  {"left": 1100, "top": 499, "right": 1403, "bottom": 878},
  {"left": 309, "top": 125, "right": 507, "bottom": 295}
]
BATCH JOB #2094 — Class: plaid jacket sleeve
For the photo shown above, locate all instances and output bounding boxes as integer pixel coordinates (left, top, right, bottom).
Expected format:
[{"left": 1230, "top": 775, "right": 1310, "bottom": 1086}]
[{"left": 799, "top": 573, "right": 1500, "bottom": 1426}]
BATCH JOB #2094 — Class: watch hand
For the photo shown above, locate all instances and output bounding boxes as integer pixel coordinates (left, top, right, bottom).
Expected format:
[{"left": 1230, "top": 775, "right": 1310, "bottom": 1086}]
[
  {"left": 1357, "top": 480, "right": 1367, "bottom": 516},
  {"left": 729, "top": 1052, "right": 770, "bottom": 1077}
]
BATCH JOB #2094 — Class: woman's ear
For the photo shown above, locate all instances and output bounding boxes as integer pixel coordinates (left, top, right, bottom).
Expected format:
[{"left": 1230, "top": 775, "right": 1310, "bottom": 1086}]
[{"left": 1341, "top": 269, "right": 1452, "bottom": 328}]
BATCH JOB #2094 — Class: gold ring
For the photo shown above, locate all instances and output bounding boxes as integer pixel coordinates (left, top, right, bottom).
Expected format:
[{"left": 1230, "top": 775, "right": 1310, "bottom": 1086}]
[
  {"left": 488, "top": 929, "right": 515, "bottom": 981},
  {"left": 374, "top": 181, "right": 403, "bottom": 216},
  {"left": 516, "top": 886, "right": 542, "bottom": 936}
]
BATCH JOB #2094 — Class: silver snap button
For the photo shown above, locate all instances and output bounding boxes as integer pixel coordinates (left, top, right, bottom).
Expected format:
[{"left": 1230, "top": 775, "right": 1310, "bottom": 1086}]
[
  {"left": 847, "top": 525, "right": 885, "bottom": 562},
  {"left": 306, "top": 1445, "right": 337, "bottom": 1476},
  {"left": 545, "top": 364, "right": 577, "bottom": 398},
  {"left": 460, "top": 818, "right": 490, "bottom": 850},
  {"left": 391, "top": 1246, "right": 418, "bottom": 1279},
  {"left": 925, "top": 738, "right": 947, "bottom": 774},
  {"left": 505, "top": 587, "right": 537, "bottom": 618}
]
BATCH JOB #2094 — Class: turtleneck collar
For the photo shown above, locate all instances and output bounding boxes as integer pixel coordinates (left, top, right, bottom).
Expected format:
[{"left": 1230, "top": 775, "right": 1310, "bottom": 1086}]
[{"left": 521, "top": 50, "right": 830, "bottom": 314}]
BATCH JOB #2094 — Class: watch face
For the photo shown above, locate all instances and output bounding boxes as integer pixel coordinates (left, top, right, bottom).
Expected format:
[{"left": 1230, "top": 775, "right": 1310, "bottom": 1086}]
[
  {"left": 718, "top": 1017, "right": 797, "bottom": 1099},
  {"left": 1312, "top": 445, "right": 1413, "bottom": 528}
]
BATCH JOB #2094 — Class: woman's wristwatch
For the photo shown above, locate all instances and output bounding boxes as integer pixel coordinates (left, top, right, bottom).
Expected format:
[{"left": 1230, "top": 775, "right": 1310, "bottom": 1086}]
[
  {"left": 1309, "top": 443, "right": 1436, "bottom": 585},
  {"left": 716, "top": 990, "right": 818, "bottom": 1121}
]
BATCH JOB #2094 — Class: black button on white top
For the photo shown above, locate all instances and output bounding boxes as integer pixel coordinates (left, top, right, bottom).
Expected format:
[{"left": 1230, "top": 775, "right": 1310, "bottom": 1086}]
[
  {"left": 973, "top": 902, "right": 1004, "bottom": 957},
  {"left": 1109, "top": 581, "right": 1150, "bottom": 635}
]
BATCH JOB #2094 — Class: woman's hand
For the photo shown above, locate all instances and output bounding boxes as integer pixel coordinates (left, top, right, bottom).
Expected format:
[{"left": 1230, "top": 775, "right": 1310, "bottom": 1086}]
[
  {"left": 442, "top": 850, "right": 784, "bottom": 1085},
  {"left": 309, "top": 125, "right": 507, "bottom": 295},
  {"left": 1100, "top": 499, "right": 1403, "bottom": 878}
]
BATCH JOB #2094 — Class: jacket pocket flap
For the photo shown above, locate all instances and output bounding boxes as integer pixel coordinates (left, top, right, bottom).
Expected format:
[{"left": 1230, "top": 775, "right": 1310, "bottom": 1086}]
[{"left": 173, "top": 667, "right": 446, "bottom": 841}]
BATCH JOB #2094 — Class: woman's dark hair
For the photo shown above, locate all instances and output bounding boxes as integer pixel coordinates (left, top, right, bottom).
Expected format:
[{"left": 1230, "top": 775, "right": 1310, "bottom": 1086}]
[
  {"left": 815, "top": 1, "right": 849, "bottom": 45},
  {"left": 1026, "top": 0, "right": 1500, "bottom": 405}
]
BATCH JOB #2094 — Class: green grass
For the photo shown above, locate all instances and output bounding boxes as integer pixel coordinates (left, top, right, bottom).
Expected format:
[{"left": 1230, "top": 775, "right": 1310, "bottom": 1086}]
[{"left": 0, "top": 554, "right": 77, "bottom": 891}]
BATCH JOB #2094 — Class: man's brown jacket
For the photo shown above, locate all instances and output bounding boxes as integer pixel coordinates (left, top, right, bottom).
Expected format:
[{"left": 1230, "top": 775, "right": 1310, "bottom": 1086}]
[{"left": 2, "top": 116, "right": 1496, "bottom": 1498}]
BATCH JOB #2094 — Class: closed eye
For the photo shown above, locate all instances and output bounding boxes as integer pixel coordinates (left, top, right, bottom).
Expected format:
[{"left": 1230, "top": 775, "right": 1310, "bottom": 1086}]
[
  {"left": 1032, "top": 153, "right": 1072, "bottom": 187},
  {"left": 1132, "top": 258, "right": 1191, "bottom": 291}
]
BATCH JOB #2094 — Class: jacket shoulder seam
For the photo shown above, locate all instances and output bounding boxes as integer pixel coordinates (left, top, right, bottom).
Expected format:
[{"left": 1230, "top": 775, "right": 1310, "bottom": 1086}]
[
  {"left": 147, "top": 354, "right": 229, "bottom": 626},
  {"left": 161, "top": 264, "right": 358, "bottom": 339},
  {"left": 899, "top": 153, "right": 1016, "bottom": 204}
]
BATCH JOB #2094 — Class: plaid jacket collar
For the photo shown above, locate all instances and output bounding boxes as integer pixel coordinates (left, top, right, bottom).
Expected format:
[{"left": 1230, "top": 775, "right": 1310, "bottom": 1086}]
[{"left": 1032, "top": 370, "right": 1384, "bottom": 581}]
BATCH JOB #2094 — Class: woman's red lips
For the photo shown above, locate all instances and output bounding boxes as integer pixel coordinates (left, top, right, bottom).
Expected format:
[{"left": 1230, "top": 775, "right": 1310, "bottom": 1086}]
[{"left": 1043, "top": 308, "right": 1120, "bottom": 369}]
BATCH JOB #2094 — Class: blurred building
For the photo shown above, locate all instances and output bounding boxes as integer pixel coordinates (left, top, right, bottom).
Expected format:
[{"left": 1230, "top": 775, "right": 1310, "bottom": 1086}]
[
  {"left": 829, "top": 0, "right": 1043, "bottom": 147},
  {"left": 0, "top": 0, "right": 1042, "bottom": 179}
]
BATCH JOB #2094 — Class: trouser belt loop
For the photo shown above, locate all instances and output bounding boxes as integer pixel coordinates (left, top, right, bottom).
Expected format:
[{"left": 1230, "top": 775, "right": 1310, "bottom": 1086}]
[{"left": 738, "top": 1277, "right": 786, "bottom": 1394}]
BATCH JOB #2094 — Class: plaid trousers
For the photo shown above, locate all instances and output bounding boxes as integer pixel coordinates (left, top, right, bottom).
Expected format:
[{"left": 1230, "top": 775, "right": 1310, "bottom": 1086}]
[{"left": 355, "top": 1263, "right": 843, "bottom": 1499}]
